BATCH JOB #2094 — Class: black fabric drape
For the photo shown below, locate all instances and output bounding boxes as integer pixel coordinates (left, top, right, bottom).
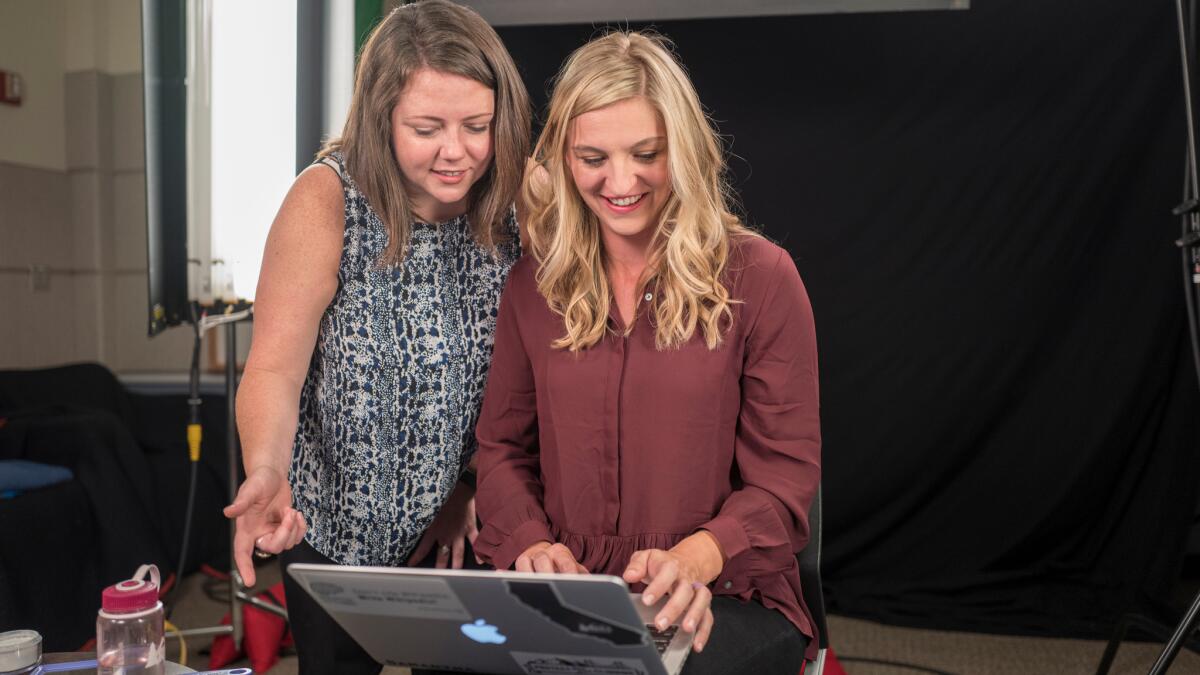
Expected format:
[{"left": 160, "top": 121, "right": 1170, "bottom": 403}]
[
  {"left": 0, "top": 364, "right": 232, "bottom": 648},
  {"left": 498, "top": 0, "right": 1200, "bottom": 636}
]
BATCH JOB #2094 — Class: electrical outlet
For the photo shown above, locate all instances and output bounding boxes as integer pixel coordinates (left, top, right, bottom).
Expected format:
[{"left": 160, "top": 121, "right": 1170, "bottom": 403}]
[{"left": 29, "top": 265, "right": 49, "bottom": 291}]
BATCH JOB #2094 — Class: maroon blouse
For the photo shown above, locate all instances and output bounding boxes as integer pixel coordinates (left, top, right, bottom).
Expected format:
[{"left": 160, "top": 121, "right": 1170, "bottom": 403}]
[{"left": 473, "top": 235, "right": 821, "bottom": 654}]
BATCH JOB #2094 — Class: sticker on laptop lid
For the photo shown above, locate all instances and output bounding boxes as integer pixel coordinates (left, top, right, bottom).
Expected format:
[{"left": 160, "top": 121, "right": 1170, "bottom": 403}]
[
  {"left": 505, "top": 580, "right": 645, "bottom": 647},
  {"left": 305, "top": 574, "right": 470, "bottom": 620},
  {"left": 510, "top": 651, "right": 650, "bottom": 675}
]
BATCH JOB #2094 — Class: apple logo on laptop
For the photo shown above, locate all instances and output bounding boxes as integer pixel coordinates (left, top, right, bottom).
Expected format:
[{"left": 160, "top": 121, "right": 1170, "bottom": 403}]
[{"left": 461, "top": 618, "right": 507, "bottom": 645}]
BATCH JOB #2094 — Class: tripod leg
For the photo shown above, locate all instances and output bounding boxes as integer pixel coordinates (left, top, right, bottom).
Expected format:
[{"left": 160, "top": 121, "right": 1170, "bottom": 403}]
[
  {"left": 1148, "top": 588, "right": 1200, "bottom": 675},
  {"left": 1094, "top": 617, "right": 1130, "bottom": 675}
]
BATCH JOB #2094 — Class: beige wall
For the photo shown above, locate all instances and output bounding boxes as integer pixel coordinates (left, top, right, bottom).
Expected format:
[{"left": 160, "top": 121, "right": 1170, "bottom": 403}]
[
  {"left": 65, "top": 0, "right": 144, "bottom": 75},
  {"left": 0, "top": 0, "right": 67, "bottom": 171},
  {"left": 0, "top": 0, "right": 245, "bottom": 376}
]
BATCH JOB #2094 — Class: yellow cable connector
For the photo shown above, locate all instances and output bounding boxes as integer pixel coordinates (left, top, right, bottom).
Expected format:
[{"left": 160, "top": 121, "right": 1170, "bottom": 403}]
[{"left": 187, "top": 424, "right": 202, "bottom": 462}]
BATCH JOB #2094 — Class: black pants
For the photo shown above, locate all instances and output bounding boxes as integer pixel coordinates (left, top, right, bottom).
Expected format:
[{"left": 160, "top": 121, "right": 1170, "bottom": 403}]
[
  {"left": 281, "top": 542, "right": 807, "bottom": 675},
  {"left": 679, "top": 596, "right": 808, "bottom": 675},
  {"left": 280, "top": 541, "right": 376, "bottom": 675}
]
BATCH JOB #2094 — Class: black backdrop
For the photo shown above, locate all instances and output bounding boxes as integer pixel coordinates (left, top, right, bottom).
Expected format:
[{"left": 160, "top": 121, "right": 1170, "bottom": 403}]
[{"left": 497, "top": 0, "right": 1200, "bottom": 637}]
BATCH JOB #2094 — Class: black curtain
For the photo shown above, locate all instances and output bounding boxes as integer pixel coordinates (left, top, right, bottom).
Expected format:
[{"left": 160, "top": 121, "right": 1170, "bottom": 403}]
[{"left": 498, "top": 0, "right": 1200, "bottom": 637}]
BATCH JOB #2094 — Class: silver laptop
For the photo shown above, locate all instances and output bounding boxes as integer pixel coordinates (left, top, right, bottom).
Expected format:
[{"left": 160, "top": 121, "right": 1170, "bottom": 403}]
[{"left": 287, "top": 563, "right": 693, "bottom": 675}]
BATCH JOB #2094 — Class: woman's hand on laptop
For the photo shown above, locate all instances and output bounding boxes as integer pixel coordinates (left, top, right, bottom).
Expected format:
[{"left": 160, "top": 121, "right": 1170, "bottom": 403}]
[
  {"left": 516, "top": 541, "right": 588, "bottom": 574},
  {"left": 408, "top": 480, "right": 479, "bottom": 569},
  {"left": 623, "top": 534, "right": 724, "bottom": 653}
]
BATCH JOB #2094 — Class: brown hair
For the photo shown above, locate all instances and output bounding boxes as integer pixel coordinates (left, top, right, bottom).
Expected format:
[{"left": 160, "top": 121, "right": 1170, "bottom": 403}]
[{"left": 320, "top": 0, "right": 531, "bottom": 263}]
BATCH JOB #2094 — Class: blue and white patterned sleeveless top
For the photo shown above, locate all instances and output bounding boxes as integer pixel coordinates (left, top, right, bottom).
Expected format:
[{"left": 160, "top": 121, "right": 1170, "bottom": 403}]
[{"left": 290, "top": 152, "right": 521, "bottom": 566}]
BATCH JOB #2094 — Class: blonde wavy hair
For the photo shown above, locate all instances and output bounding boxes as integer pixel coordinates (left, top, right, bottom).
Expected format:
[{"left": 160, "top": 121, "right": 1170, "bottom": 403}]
[
  {"left": 526, "top": 31, "right": 755, "bottom": 352},
  {"left": 320, "top": 0, "right": 530, "bottom": 264}
]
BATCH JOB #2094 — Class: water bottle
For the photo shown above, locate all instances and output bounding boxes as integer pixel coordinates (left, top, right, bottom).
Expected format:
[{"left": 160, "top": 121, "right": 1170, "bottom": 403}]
[{"left": 96, "top": 564, "right": 166, "bottom": 675}]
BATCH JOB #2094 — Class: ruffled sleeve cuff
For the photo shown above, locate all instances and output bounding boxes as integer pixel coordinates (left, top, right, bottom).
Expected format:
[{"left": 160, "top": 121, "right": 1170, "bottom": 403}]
[
  {"left": 474, "top": 508, "right": 554, "bottom": 571},
  {"left": 699, "top": 514, "right": 751, "bottom": 562},
  {"left": 697, "top": 489, "right": 800, "bottom": 578}
]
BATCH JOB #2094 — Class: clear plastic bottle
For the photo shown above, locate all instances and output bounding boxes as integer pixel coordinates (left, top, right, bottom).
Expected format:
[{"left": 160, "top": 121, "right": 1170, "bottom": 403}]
[{"left": 96, "top": 564, "right": 166, "bottom": 675}]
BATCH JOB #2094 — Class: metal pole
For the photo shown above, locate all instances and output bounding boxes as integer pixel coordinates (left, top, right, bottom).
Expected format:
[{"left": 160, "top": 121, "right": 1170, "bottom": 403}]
[
  {"left": 1147, "top": 591, "right": 1200, "bottom": 675},
  {"left": 174, "top": 626, "right": 234, "bottom": 640},
  {"left": 226, "top": 321, "right": 244, "bottom": 647}
]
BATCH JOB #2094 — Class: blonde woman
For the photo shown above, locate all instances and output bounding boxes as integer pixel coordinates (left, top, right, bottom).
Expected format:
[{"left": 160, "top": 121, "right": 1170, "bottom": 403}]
[
  {"left": 223, "top": 1, "right": 530, "bottom": 672},
  {"left": 474, "top": 31, "right": 819, "bottom": 674}
]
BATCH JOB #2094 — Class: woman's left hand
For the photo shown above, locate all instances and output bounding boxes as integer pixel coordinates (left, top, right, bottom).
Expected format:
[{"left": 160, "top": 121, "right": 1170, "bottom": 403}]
[
  {"left": 408, "top": 480, "right": 478, "bottom": 569},
  {"left": 622, "top": 532, "right": 724, "bottom": 652}
]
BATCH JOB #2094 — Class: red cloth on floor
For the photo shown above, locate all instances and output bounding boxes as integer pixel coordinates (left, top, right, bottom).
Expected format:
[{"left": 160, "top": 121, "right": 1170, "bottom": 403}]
[{"left": 209, "top": 581, "right": 292, "bottom": 673}]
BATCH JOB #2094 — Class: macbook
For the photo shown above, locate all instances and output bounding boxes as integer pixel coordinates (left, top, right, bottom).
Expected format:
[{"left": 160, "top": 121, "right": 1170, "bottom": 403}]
[{"left": 286, "top": 563, "right": 694, "bottom": 675}]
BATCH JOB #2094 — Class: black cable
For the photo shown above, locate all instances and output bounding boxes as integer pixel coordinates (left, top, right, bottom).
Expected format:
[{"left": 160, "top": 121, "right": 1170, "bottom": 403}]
[
  {"left": 835, "top": 656, "right": 959, "bottom": 675},
  {"left": 165, "top": 303, "right": 204, "bottom": 620},
  {"left": 166, "top": 462, "right": 199, "bottom": 621}
]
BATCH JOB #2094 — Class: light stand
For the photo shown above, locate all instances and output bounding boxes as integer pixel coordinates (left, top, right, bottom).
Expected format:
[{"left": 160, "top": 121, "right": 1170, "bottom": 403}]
[
  {"left": 222, "top": 319, "right": 290, "bottom": 632},
  {"left": 173, "top": 307, "right": 287, "bottom": 652},
  {"left": 224, "top": 319, "right": 245, "bottom": 646}
]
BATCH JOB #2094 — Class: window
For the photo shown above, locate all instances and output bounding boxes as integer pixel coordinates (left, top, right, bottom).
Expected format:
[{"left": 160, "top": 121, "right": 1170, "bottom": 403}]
[{"left": 186, "top": 0, "right": 352, "bottom": 304}]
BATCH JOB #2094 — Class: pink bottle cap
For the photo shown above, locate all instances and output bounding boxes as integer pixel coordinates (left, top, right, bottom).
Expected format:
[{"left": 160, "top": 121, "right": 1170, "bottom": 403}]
[{"left": 101, "top": 565, "right": 160, "bottom": 613}]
